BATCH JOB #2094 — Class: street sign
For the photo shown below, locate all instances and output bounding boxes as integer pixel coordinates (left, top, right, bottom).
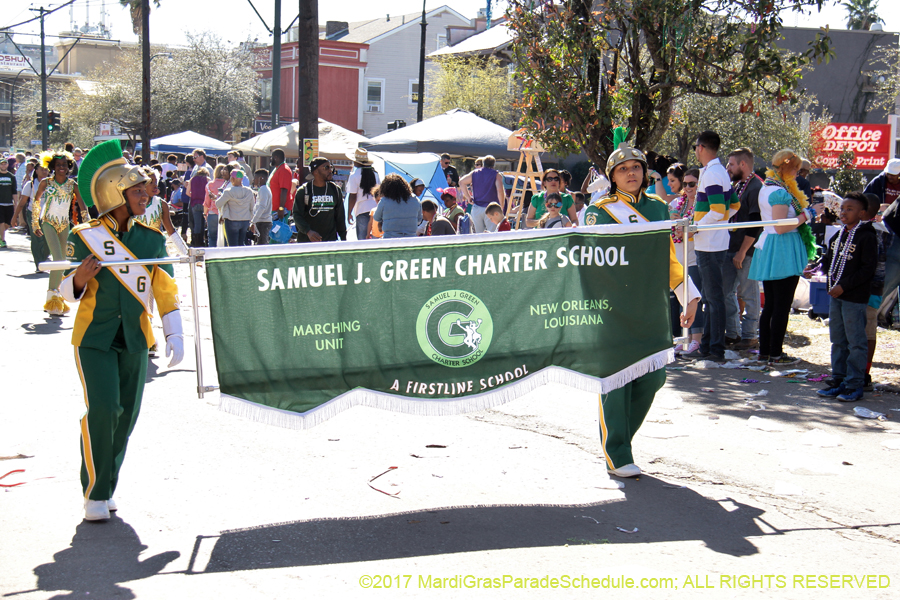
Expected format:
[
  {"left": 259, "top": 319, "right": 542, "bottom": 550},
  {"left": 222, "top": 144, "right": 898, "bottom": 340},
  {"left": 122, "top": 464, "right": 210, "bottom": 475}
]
[
  {"left": 30, "top": 140, "right": 41, "bottom": 146},
  {"left": 254, "top": 119, "right": 291, "bottom": 134}
]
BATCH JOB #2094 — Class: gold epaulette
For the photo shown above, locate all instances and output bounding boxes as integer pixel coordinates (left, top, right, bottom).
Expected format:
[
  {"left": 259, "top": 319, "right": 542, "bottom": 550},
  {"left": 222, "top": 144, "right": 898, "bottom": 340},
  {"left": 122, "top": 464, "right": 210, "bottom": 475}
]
[
  {"left": 591, "top": 194, "right": 619, "bottom": 208},
  {"left": 71, "top": 219, "right": 101, "bottom": 234},
  {"left": 644, "top": 192, "right": 667, "bottom": 205}
]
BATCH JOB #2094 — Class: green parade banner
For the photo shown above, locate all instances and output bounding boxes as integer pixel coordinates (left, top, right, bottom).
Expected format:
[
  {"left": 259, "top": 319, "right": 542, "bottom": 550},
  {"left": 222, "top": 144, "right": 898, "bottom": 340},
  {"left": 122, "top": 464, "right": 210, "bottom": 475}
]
[{"left": 203, "top": 223, "right": 675, "bottom": 428}]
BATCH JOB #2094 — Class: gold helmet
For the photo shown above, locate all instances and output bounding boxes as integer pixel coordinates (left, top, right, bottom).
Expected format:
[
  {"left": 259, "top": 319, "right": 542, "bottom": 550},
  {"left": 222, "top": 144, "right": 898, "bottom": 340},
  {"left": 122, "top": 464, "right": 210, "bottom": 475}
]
[
  {"left": 78, "top": 140, "right": 150, "bottom": 216},
  {"left": 605, "top": 127, "right": 647, "bottom": 180}
]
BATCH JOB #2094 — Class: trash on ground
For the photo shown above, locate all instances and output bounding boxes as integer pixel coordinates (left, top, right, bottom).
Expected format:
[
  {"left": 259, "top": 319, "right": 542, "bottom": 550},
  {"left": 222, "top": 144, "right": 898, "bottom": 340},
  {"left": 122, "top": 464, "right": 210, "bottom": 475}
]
[
  {"left": 722, "top": 360, "right": 751, "bottom": 368},
  {"left": 616, "top": 527, "right": 639, "bottom": 534},
  {"left": 425, "top": 444, "right": 447, "bottom": 448},
  {"left": 709, "top": 415, "right": 720, "bottom": 420},
  {"left": 807, "top": 374, "right": 828, "bottom": 382},
  {"left": 666, "top": 366, "right": 686, "bottom": 371},
  {"left": 853, "top": 407, "right": 886, "bottom": 421},
  {"left": 740, "top": 379, "right": 761, "bottom": 384},
  {"left": 746, "top": 365, "right": 769, "bottom": 371},
  {"left": 701, "top": 387, "right": 715, "bottom": 392},
  {"left": 785, "top": 379, "right": 804, "bottom": 383},
  {"left": 724, "top": 350, "right": 742, "bottom": 360},
  {"left": 691, "top": 360, "right": 719, "bottom": 369},
  {"left": 745, "top": 401, "right": 768, "bottom": 410},
  {"left": 800, "top": 428, "right": 842, "bottom": 447},
  {"left": 842, "top": 461, "right": 853, "bottom": 465},
  {"left": 662, "top": 484, "right": 687, "bottom": 488},
  {"left": 368, "top": 466, "right": 400, "bottom": 498},
  {"left": 746, "top": 390, "right": 769, "bottom": 398},
  {"left": 748, "top": 415, "right": 783, "bottom": 431},
  {"left": 582, "top": 516, "right": 600, "bottom": 524}
]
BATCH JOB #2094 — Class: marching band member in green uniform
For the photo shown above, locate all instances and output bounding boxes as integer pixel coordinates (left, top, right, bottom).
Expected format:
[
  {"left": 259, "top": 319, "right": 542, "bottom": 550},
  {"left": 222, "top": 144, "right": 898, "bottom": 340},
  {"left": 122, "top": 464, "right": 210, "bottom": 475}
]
[
  {"left": 583, "top": 129, "right": 701, "bottom": 477},
  {"left": 59, "top": 139, "right": 185, "bottom": 521}
]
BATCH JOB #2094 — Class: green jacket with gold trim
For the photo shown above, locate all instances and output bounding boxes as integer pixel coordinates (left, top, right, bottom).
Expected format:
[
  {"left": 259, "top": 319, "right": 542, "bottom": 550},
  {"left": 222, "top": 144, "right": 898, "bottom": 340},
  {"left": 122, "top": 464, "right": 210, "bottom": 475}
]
[{"left": 61, "top": 215, "right": 179, "bottom": 353}]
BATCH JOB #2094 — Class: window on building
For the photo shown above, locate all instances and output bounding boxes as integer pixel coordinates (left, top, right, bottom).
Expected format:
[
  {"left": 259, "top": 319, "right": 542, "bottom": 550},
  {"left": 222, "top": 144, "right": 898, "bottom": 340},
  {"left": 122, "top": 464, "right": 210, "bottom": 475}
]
[
  {"left": 260, "top": 78, "right": 272, "bottom": 112},
  {"left": 409, "top": 80, "right": 420, "bottom": 105},
  {"left": 436, "top": 34, "right": 448, "bottom": 50},
  {"left": 366, "top": 79, "right": 384, "bottom": 113}
]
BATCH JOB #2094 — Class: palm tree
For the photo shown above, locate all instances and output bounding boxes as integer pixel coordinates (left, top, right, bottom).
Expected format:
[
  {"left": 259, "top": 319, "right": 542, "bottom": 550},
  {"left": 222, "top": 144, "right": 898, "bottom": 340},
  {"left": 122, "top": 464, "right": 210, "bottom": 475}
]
[{"left": 841, "top": 0, "right": 883, "bottom": 30}]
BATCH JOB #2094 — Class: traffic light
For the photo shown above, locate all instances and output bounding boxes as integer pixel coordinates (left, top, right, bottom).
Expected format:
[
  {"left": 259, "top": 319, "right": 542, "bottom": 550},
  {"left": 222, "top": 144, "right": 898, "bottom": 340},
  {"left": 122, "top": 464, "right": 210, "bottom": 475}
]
[
  {"left": 36, "top": 111, "right": 43, "bottom": 130},
  {"left": 240, "top": 130, "right": 250, "bottom": 142},
  {"left": 47, "top": 111, "right": 61, "bottom": 131}
]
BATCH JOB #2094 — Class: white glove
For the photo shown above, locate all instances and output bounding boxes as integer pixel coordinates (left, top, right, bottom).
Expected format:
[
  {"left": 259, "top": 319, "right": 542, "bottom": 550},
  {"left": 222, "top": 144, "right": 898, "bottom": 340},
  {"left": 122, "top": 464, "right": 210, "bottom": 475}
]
[
  {"left": 167, "top": 232, "right": 189, "bottom": 256},
  {"left": 161, "top": 310, "right": 184, "bottom": 368}
]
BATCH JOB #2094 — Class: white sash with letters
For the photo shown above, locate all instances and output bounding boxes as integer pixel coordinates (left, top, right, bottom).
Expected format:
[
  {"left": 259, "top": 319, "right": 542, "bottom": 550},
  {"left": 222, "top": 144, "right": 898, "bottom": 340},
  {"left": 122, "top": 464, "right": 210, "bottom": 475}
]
[
  {"left": 600, "top": 199, "right": 650, "bottom": 225},
  {"left": 78, "top": 223, "right": 153, "bottom": 314}
]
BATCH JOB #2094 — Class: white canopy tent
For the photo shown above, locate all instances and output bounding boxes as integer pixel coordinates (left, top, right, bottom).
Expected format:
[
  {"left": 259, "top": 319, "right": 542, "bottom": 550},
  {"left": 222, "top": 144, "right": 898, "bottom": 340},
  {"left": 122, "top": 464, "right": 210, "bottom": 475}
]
[{"left": 233, "top": 119, "right": 369, "bottom": 161}]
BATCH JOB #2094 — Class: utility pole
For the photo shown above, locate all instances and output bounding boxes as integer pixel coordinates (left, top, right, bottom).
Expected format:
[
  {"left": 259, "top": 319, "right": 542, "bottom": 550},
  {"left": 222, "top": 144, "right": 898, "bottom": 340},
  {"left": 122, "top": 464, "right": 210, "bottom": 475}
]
[
  {"left": 272, "top": 0, "right": 281, "bottom": 128},
  {"left": 417, "top": 1, "right": 427, "bottom": 122},
  {"left": 39, "top": 7, "right": 49, "bottom": 149},
  {"left": 297, "top": 0, "right": 318, "bottom": 145},
  {"left": 141, "top": 0, "right": 151, "bottom": 164}
]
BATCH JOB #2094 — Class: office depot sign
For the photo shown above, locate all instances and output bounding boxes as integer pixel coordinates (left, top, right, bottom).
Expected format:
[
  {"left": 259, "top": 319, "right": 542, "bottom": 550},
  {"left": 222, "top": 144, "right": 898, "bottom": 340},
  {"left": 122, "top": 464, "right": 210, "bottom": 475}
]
[{"left": 816, "top": 123, "right": 891, "bottom": 170}]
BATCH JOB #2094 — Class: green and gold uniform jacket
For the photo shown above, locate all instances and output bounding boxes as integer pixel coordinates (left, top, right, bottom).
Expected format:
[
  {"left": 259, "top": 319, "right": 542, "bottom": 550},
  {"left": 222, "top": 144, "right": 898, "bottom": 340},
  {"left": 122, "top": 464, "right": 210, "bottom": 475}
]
[
  {"left": 62, "top": 215, "right": 180, "bottom": 353},
  {"left": 583, "top": 189, "right": 689, "bottom": 295}
]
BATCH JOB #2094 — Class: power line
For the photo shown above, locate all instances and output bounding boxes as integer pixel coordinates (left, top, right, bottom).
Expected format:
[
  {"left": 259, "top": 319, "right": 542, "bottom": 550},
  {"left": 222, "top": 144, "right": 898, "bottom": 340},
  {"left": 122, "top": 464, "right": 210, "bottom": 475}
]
[{"left": 1, "top": 0, "right": 78, "bottom": 31}]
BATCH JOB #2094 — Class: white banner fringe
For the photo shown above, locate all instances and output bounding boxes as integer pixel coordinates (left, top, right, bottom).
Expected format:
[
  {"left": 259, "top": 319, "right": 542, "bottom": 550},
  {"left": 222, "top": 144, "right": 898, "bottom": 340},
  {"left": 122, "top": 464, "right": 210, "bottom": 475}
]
[{"left": 218, "top": 348, "right": 674, "bottom": 430}]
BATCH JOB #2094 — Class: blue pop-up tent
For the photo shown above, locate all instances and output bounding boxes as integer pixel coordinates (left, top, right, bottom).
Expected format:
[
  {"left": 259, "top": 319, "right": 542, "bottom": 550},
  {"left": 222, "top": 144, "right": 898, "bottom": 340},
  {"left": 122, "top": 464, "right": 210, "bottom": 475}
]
[
  {"left": 135, "top": 130, "right": 232, "bottom": 155},
  {"left": 368, "top": 151, "right": 448, "bottom": 206}
]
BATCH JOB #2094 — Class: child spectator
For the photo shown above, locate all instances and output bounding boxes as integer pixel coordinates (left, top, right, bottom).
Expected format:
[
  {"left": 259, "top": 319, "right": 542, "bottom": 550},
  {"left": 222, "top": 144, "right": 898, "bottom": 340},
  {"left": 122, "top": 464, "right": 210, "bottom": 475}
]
[
  {"left": 421, "top": 199, "right": 456, "bottom": 236},
  {"left": 485, "top": 202, "right": 510, "bottom": 231},
  {"left": 439, "top": 187, "right": 464, "bottom": 231},
  {"left": 250, "top": 169, "right": 273, "bottom": 244},
  {"left": 860, "top": 193, "right": 892, "bottom": 390},
  {"left": 817, "top": 192, "right": 878, "bottom": 402},
  {"left": 538, "top": 192, "right": 572, "bottom": 228}
]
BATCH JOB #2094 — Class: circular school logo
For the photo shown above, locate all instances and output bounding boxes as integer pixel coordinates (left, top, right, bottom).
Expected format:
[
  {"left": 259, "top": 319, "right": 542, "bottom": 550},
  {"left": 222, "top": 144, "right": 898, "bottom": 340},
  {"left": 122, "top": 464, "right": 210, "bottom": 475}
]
[{"left": 416, "top": 290, "right": 493, "bottom": 368}]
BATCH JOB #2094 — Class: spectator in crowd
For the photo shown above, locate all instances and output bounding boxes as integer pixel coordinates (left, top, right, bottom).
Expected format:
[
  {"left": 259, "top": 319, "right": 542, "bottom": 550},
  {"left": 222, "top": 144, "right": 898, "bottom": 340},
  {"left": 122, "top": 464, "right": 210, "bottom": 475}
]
[
  {"left": 860, "top": 193, "right": 890, "bottom": 391},
  {"left": 168, "top": 179, "right": 189, "bottom": 243},
  {"left": 373, "top": 173, "right": 421, "bottom": 239},
  {"left": 670, "top": 167, "right": 704, "bottom": 355},
  {"left": 574, "top": 192, "right": 586, "bottom": 225},
  {"left": 486, "top": 202, "right": 510, "bottom": 231},
  {"left": 191, "top": 148, "right": 214, "bottom": 180},
  {"left": 216, "top": 169, "right": 256, "bottom": 246},
  {"left": 293, "top": 157, "right": 346, "bottom": 242},
  {"left": 409, "top": 178, "right": 427, "bottom": 200},
  {"left": 654, "top": 163, "right": 685, "bottom": 202},
  {"left": 346, "top": 149, "right": 380, "bottom": 241},
  {"left": 749, "top": 149, "right": 822, "bottom": 365},
  {"left": 161, "top": 154, "right": 179, "bottom": 179},
  {"left": 439, "top": 187, "right": 464, "bottom": 231},
  {"left": 270, "top": 148, "right": 295, "bottom": 221},
  {"left": 441, "top": 153, "right": 459, "bottom": 186},
  {"left": 367, "top": 189, "right": 383, "bottom": 239},
  {"left": 122, "top": 149, "right": 134, "bottom": 164},
  {"left": 421, "top": 199, "right": 456, "bottom": 236},
  {"left": 796, "top": 158, "right": 812, "bottom": 200},
  {"left": 15, "top": 152, "right": 30, "bottom": 193},
  {"left": 12, "top": 163, "right": 50, "bottom": 270},
  {"left": 188, "top": 166, "right": 209, "bottom": 247},
  {"left": 458, "top": 155, "right": 506, "bottom": 233},
  {"left": 724, "top": 147, "right": 764, "bottom": 350},
  {"left": 204, "top": 164, "right": 228, "bottom": 247},
  {"left": 817, "top": 192, "right": 877, "bottom": 402},
  {"left": 0, "top": 157, "right": 17, "bottom": 248},
  {"left": 538, "top": 192, "right": 573, "bottom": 228},
  {"left": 526, "top": 169, "right": 578, "bottom": 227},
  {"left": 72, "top": 147, "right": 84, "bottom": 170},
  {"left": 865, "top": 158, "right": 900, "bottom": 317},
  {"left": 250, "top": 169, "right": 273, "bottom": 244},
  {"left": 684, "top": 130, "right": 739, "bottom": 362}
]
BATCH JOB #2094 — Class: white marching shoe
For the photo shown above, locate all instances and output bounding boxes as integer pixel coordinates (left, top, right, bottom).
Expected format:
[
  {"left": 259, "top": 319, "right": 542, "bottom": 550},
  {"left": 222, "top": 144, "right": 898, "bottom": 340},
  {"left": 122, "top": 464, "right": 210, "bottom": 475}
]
[
  {"left": 107, "top": 497, "right": 117, "bottom": 512},
  {"left": 84, "top": 499, "right": 110, "bottom": 521},
  {"left": 607, "top": 464, "right": 642, "bottom": 478}
]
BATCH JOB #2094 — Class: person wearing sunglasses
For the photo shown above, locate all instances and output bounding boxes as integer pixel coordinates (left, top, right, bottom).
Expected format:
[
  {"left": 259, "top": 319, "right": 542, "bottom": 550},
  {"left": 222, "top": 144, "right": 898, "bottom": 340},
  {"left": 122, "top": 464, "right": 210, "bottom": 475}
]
[
  {"left": 525, "top": 168, "right": 578, "bottom": 227},
  {"left": 669, "top": 168, "right": 704, "bottom": 356},
  {"left": 537, "top": 192, "right": 572, "bottom": 228},
  {"left": 582, "top": 128, "right": 700, "bottom": 479}
]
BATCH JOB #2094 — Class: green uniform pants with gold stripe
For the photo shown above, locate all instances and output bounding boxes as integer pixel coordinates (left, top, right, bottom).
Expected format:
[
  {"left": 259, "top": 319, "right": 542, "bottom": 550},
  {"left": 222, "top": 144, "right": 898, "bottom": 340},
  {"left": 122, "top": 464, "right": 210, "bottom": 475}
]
[
  {"left": 74, "top": 336, "right": 148, "bottom": 501},
  {"left": 599, "top": 369, "right": 666, "bottom": 470}
]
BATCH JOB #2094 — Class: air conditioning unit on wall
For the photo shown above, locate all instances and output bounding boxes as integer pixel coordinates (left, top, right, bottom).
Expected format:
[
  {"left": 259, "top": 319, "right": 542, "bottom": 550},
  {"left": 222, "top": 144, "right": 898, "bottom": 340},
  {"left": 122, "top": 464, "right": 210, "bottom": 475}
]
[{"left": 367, "top": 105, "right": 380, "bottom": 113}]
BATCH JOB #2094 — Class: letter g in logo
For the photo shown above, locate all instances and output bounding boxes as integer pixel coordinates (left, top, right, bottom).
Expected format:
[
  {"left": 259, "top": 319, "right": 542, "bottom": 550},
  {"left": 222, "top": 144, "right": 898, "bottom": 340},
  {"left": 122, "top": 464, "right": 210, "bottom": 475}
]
[{"left": 416, "top": 290, "right": 493, "bottom": 367}]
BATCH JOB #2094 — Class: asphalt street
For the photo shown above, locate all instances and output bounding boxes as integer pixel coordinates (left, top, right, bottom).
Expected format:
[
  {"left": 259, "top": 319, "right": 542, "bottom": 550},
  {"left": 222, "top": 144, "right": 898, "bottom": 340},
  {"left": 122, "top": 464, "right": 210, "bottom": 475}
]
[{"left": 1, "top": 227, "right": 899, "bottom": 600}]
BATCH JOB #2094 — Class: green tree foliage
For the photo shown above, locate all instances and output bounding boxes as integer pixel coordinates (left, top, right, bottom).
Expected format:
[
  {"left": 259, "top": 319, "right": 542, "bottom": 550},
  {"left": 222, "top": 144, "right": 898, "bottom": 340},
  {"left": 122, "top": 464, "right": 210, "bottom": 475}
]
[
  {"left": 830, "top": 150, "right": 867, "bottom": 196},
  {"left": 426, "top": 55, "right": 518, "bottom": 129},
  {"left": 505, "top": 0, "right": 834, "bottom": 166},
  {"left": 13, "top": 33, "right": 259, "bottom": 149},
  {"left": 841, "top": 0, "right": 883, "bottom": 30},
  {"left": 656, "top": 92, "right": 831, "bottom": 167},
  {"left": 870, "top": 45, "right": 899, "bottom": 113}
]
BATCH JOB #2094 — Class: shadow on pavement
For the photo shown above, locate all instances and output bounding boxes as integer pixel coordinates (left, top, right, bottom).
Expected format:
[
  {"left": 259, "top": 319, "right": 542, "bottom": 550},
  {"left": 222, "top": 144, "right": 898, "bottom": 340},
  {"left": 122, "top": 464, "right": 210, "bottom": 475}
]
[
  {"left": 16, "top": 517, "right": 180, "bottom": 599},
  {"left": 21, "top": 320, "right": 70, "bottom": 335},
  {"left": 195, "top": 476, "right": 765, "bottom": 574},
  {"left": 6, "top": 271, "right": 48, "bottom": 279}
]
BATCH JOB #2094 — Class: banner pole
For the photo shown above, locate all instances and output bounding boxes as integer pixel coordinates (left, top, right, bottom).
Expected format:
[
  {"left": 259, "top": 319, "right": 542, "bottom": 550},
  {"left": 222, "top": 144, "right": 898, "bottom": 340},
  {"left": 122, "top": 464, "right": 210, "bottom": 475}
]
[
  {"left": 681, "top": 217, "right": 690, "bottom": 350},
  {"left": 189, "top": 249, "right": 207, "bottom": 399}
]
